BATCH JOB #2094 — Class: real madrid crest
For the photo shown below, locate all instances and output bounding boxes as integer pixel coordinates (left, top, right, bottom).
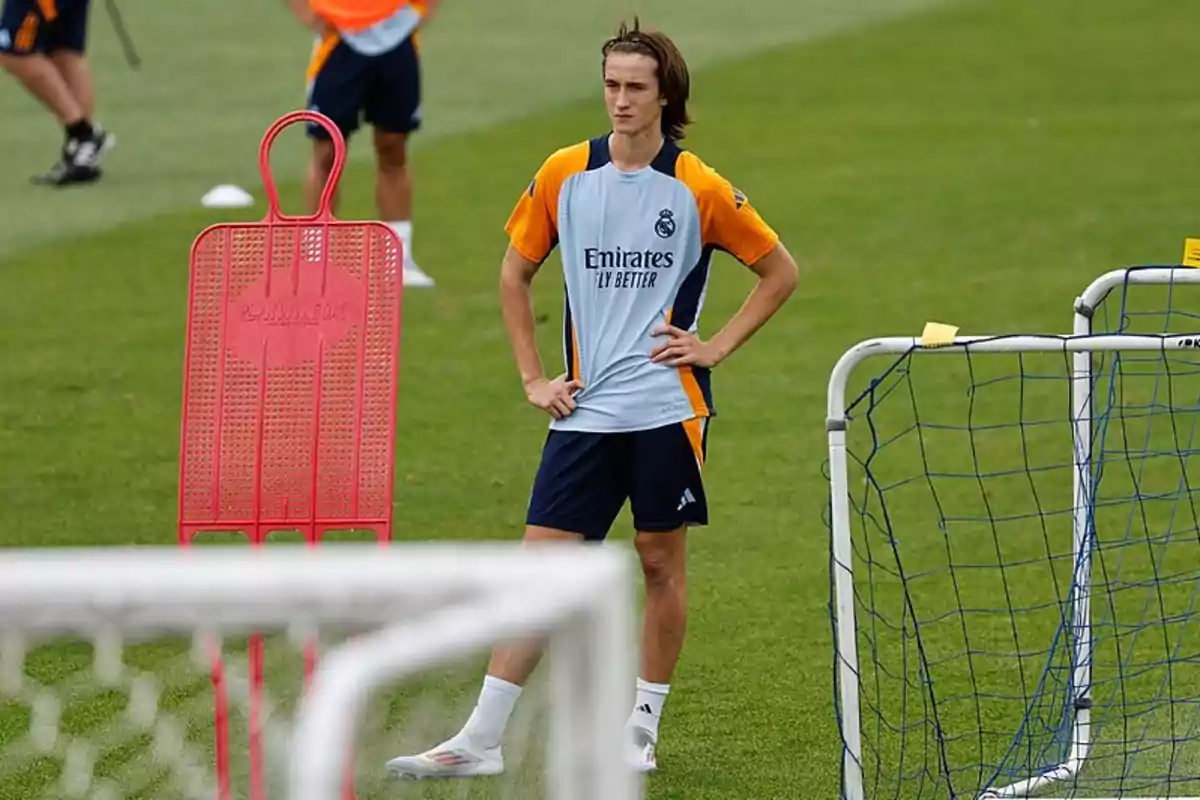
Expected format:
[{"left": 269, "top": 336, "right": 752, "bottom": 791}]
[{"left": 655, "top": 209, "right": 676, "bottom": 239}]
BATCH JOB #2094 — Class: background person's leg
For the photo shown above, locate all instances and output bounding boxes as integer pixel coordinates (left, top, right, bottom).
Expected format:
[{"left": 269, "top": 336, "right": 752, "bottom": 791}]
[
  {"left": 2, "top": 0, "right": 108, "bottom": 185},
  {"left": 46, "top": 0, "right": 96, "bottom": 118},
  {"left": 370, "top": 129, "right": 433, "bottom": 285},
  {"left": 304, "top": 33, "right": 362, "bottom": 214},
  {"left": 41, "top": 0, "right": 114, "bottom": 181},
  {"left": 365, "top": 34, "right": 431, "bottom": 287},
  {"left": 0, "top": 1, "right": 85, "bottom": 126},
  {"left": 0, "top": 50, "right": 84, "bottom": 123},
  {"left": 48, "top": 50, "right": 92, "bottom": 118},
  {"left": 305, "top": 137, "right": 338, "bottom": 214}
]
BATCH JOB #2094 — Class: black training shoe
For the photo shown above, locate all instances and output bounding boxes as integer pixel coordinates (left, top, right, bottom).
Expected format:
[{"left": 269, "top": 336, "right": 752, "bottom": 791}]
[
  {"left": 31, "top": 126, "right": 114, "bottom": 187},
  {"left": 30, "top": 160, "right": 103, "bottom": 187},
  {"left": 64, "top": 128, "right": 107, "bottom": 169}
]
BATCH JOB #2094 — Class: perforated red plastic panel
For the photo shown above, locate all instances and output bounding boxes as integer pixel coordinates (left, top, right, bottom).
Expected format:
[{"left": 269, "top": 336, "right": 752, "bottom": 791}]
[{"left": 178, "top": 111, "right": 402, "bottom": 546}]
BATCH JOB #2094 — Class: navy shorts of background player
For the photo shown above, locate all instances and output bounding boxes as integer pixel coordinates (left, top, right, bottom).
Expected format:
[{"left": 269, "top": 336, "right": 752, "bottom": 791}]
[
  {"left": 0, "top": 0, "right": 89, "bottom": 56},
  {"left": 525, "top": 420, "right": 711, "bottom": 541},
  {"left": 305, "top": 30, "right": 421, "bottom": 141}
]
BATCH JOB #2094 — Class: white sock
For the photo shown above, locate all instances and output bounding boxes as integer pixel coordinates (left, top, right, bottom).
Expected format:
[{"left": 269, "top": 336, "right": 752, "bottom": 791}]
[
  {"left": 461, "top": 675, "right": 523, "bottom": 750},
  {"left": 387, "top": 220, "right": 414, "bottom": 267},
  {"left": 627, "top": 678, "right": 670, "bottom": 741}
]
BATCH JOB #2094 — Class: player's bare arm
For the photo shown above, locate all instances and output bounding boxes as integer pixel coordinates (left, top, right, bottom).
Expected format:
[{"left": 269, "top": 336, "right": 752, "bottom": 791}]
[
  {"left": 286, "top": 0, "right": 325, "bottom": 32},
  {"left": 651, "top": 241, "right": 799, "bottom": 368},
  {"left": 418, "top": 0, "right": 442, "bottom": 25},
  {"left": 499, "top": 244, "right": 583, "bottom": 420}
]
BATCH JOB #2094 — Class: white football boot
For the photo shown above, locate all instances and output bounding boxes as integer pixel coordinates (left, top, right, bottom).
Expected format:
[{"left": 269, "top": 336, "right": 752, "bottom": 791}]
[
  {"left": 385, "top": 732, "right": 503, "bottom": 779},
  {"left": 402, "top": 258, "right": 435, "bottom": 288},
  {"left": 629, "top": 726, "right": 658, "bottom": 773}
]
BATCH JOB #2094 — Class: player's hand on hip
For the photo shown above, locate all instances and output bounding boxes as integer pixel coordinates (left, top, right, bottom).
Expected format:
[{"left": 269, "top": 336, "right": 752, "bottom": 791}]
[
  {"left": 525, "top": 374, "right": 584, "bottom": 420},
  {"left": 650, "top": 324, "right": 721, "bottom": 368}
]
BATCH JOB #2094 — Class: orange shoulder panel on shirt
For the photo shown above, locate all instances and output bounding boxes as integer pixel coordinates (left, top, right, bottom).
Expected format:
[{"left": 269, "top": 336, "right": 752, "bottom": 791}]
[
  {"left": 504, "top": 141, "right": 591, "bottom": 265},
  {"left": 675, "top": 150, "right": 780, "bottom": 266},
  {"left": 310, "top": 0, "right": 406, "bottom": 32}
]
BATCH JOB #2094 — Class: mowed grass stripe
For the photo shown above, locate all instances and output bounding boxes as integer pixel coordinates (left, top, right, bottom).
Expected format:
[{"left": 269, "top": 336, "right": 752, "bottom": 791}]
[{"left": 0, "top": 0, "right": 951, "bottom": 258}]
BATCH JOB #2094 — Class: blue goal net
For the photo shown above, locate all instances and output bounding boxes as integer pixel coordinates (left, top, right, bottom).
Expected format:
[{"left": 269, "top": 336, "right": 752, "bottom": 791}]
[{"left": 827, "top": 325, "right": 1200, "bottom": 798}]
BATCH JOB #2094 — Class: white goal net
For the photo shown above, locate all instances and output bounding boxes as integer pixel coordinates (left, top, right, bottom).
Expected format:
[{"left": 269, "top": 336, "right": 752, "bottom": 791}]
[
  {"left": 0, "top": 543, "right": 637, "bottom": 800},
  {"left": 828, "top": 331, "right": 1200, "bottom": 800}
]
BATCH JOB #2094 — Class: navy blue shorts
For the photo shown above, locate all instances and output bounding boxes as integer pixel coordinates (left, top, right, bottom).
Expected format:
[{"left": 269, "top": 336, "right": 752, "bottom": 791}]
[
  {"left": 0, "top": 0, "right": 89, "bottom": 56},
  {"left": 305, "top": 33, "right": 421, "bottom": 140},
  {"left": 526, "top": 420, "right": 710, "bottom": 541}
]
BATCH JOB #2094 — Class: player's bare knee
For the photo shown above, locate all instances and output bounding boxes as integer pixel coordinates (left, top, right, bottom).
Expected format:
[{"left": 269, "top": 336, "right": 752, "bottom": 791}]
[
  {"left": 373, "top": 132, "right": 408, "bottom": 172},
  {"left": 48, "top": 50, "right": 84, "bottom": 68},
  {"left": 522, "top": 525, "right": 581, "bottom": 545},
  {"left": 0, "top": 52, "right": 24, "bottom": 74},
  {"left": 311, "top": 140, "right": 337, "bottom": 175},
  {"left": 635, "top": 532, "right": 686, "bottom": 588}
]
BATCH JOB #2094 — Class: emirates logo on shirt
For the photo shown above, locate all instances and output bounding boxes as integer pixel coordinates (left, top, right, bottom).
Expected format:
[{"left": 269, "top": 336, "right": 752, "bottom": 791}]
[{"left": 584, "top": 246, "right": 675, "bottom": 290}]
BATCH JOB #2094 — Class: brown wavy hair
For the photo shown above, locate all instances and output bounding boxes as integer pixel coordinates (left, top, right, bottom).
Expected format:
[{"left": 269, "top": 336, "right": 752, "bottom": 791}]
[{"left": 601, "top": 18, "right": 692, "bottom": 142}]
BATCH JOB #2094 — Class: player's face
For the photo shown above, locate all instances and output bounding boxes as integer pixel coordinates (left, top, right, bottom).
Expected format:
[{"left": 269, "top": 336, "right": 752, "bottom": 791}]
[{"left": 604, "top": 53, "right": 665, "bottom": 138}]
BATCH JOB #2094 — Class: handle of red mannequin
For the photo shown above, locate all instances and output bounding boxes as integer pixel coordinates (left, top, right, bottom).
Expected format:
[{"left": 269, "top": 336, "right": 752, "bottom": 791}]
[{"left": 258, "top": 110, "right": 346, "bottom": 221}]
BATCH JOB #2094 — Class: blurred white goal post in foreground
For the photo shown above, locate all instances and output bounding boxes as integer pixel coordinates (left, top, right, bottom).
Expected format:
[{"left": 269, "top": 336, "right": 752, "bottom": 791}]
[{"left": 0, "top": 543, "right": 639, "bottom": 800}]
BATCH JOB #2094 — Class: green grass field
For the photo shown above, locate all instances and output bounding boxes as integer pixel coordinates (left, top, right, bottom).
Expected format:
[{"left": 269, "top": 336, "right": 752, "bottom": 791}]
[{"left": 3, "top": 0, "right": 1200, "bottom": 797}]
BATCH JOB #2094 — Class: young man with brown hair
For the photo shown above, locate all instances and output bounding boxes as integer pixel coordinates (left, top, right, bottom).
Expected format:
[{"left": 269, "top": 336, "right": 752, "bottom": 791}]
[{"left": 386, "top": 18, "right": 798, "bottom": 778}]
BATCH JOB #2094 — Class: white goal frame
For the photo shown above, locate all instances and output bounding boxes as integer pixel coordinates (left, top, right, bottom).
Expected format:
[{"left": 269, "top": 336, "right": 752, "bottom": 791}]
[
  {"left": 1073, "top": 267, "right": 1200, "bottom": 341},
  {"left": 0, "top": 543, "right": 638, "bottom": 800},
  {"left": 827, "top": 332, "right": 1200, "bottom": 800}
]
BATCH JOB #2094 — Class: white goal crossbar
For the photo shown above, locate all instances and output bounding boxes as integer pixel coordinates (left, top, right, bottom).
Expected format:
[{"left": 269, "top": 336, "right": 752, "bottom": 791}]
[
  {"left": 827, "top": 332, "right": 1200, "bottom": 800},
  {"left": 1073, "top": 266, "right": 1200, "bottom": 339},
  {"left": 0, "top": 543, "right": 639, "bottom": 800}
]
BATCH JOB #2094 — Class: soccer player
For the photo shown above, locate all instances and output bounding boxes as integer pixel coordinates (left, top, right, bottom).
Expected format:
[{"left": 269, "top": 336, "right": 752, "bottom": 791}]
[
  {"left": 385, "top": 18, "right": 798, "bottom": 777},
  {"left": 290, "top": 0, "right": 438, "bottom": 288},
  {"left": 0, "top": 0, "right": 113, "bottom": 186}
]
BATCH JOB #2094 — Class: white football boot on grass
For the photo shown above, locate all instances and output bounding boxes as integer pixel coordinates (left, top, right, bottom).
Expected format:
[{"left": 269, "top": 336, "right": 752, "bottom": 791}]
[
  {"left": 629, "top": 726, "right": 658, "bottom": 773},
  {"left": 402, "top": 259, "right": 435, "bottom": 288},
  {"left": 385, "top": 733, "right": 504, "bottom": 779}
]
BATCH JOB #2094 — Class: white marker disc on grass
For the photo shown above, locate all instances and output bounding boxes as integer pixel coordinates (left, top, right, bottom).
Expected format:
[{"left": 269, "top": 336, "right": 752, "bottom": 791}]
[{"left": 201, "top": 184, "right": 254, "bottom": 209}]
